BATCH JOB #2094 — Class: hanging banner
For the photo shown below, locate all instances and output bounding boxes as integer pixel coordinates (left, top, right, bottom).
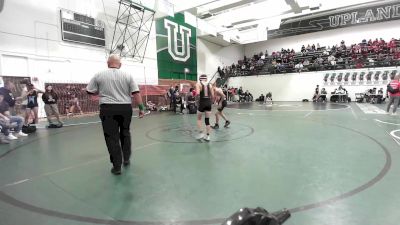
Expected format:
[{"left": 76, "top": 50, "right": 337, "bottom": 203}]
[
  {"left": 156, "top": 13, "right": 197, "bottom": 81},
  {"left": 268, "top": 2, "right": 400, "bottom": 39}
]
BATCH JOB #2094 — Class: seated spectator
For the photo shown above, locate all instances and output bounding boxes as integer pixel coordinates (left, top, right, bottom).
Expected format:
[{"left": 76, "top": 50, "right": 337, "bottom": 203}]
[
  {"left": 295, "top": 62, "right": 303, "bottom": 72},
  {"left": 256, "top": 94, "right": 265, "bottom": 102},
  {"left": 394, "top": 50, "right": 400, "bottom": 60},
  {"left": 389, "top": 38, "right": 397, "bottom": 53},
  {"left": 265, "top": 92, "right": 273, "bottom": 104},
  {"left": 146, "top": 101, "right": 157, "bottom": 111},
  {"left": 368, "top": 58, "right": 375, "bottom": 66},
  {"left": 356, "top": 59, "right": 364, "bottom": 68},
  {"left": 340, "top": 40, "right": 346, "bottom": 49},
  {"left": 311, "top": 60, "right": 320, "bottom": 71},
  {"left": 316, "top": 43, "right": 321, "bottom": 50},
  {"left": 328, "top": 54, "right": 336, "bottom": 66},
  {"left": 377, "top": 88, "right": 385, "bottom": 103},
  {"left": 276, "top": 63, "right": 285, "bottom": 73},
  {"left": 382, "top": 55, "right": 392, "bottom": 66},
  {"left": 0, "top": 93, "right": 27, "bottom": 140},
  {"left": 316, "top": 55, "right": 324, "bottom": 64},
  {"left": 303, "top": 59, "right": 310, "bottom": 66},
  {"left": 257, "top": 58, "right": 264, "bottom": 66},
  {"left": 337, "top": 56, "right": 344, "bottom": 63},
  {"left": 319, "top": 88, "right": 328, "bottom": 102}
]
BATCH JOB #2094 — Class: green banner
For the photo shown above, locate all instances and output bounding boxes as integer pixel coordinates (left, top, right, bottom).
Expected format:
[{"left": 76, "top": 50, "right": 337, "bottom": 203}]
[{"left": 156, "top": 13, "right": 197, "bottom": 81}]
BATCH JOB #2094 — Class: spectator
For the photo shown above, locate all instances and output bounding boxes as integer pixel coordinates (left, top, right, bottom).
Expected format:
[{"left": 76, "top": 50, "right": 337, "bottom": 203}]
[
  {"left": 0, "top": 81, "right": 17, "bottom": 115},
  {"left": 42, "top": 85, "right": 62, "bottom": 126},
  {"left": 311, "top": 60, "right": 320, "bottom": 71},
  {"left": 0, "top": 93, "right": 27, "bottom": 140},
  {"left": 303, "top": 59, "right": 310, "bottom": 66},
  {"left": 368, "top": 58, "right": 375, "bottom": 66},
  {"left": 356, "top": 58, "right": 364, "bottom": 68},
  {"left": 377, "top": 88, "right": 385, "bottom": 103},
  {"left": 387, "top": 74, "right": 400, "bottom": 115},
  {"left": 295, "top": 62, "right": 303, "bottom": 72},
  {"left": 257, "top": 94, "right": 265, "bottom": 102},
  {"left": 25, "top": 84, "right": 44, "bottom": 125},
  {"left": 328, "top": 54, "right": 336, "bottom": 66},
  {"left": 320, "top": 88, "right": 328, "bottom": 102},
  {"left": 389, "top": 38, "right": 397, "bottom": 53},
  {"left": 323, "top": 48, "right": 329, "bottom": 56},
  {"left": 313, "top": 85, "right": 319, "bottom": 102},
  {"left": 383, "top": 55, "right": 393, "bottom": 66}
]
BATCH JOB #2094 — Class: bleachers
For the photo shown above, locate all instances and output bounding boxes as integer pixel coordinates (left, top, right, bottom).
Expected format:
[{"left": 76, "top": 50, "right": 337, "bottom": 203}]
[{"left": 223, "top": 38, "right": 400, "bottom": 77}]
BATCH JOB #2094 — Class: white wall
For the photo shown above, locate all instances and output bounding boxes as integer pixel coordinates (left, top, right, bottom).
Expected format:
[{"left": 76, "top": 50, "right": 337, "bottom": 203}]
[
  {"left": 244, "top": 20, "right": 400, "bottom": 56},
  {"left": 228, "top": 67, "right": 398, "bottom": 101},
  {"left": 197, "top": 38, "right": 244, "bottom": 78},
  {"left": 0, "top": 0, "right": 158, "bottom": 86}
]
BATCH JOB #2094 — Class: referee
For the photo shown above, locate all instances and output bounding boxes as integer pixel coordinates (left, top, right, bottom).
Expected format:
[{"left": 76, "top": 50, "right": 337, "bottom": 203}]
[{"left": 86, "top": 55, "right": 145, "bottom": 175}]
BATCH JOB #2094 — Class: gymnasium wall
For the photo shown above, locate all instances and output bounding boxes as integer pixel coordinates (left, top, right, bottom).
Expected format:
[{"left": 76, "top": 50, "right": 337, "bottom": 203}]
[
  {"left": 0, "top": 0, "right": 159, "bottom": 87},
  {"left": 227, "top": 67, "right": 398, "bottom": 102},
  {"left": 244, "top": 20, "right": 400, "bottom": 56},
  {"left": 197, "top": 39, "right": 244, "bottom": 77}
]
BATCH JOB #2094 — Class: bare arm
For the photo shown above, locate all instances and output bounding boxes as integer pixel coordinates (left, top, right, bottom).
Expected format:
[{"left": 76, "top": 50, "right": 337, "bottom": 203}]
[
  {"left": 132, "top": 92, "right": 143, "bottom": 106},
  {"left": 210, "top": 85, "right": 215, "bottom": 100},
  {"left": 132, "top": 92, "right": 144, "bottom": 118},
  {"left": 35, "top": 89, "right": 45, "bottom": 94},
  {"left": 0, "top": 112, "right": 9, "bottom": 121},
  {"left": 195, "top": 83, "right": 201, "bottom": 96}
]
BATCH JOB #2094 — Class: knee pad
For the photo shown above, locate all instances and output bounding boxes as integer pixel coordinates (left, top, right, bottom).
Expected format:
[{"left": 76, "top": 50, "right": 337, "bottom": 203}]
[{"left": 205, "top": 118, "right": 210, "bottom": 126}]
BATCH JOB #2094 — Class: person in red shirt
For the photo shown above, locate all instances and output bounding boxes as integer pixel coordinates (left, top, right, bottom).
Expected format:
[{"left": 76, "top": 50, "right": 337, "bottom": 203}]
[
  {"left": 387, "top": 74, "right": 400, "bottom": 115},
  {"left": 388, "top": 38, "right": 397, "bottom": 53}
]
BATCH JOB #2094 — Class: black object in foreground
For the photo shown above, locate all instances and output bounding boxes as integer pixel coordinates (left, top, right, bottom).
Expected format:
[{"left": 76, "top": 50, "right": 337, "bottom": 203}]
[{"left": 222, "top": 207, "right": 291, "bottom": 225}]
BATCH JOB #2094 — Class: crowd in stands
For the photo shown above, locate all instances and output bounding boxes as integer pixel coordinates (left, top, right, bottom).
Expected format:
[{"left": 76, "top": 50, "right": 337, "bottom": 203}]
[{"left": 218, "top": 37, "right": 400, "bottom": 77}]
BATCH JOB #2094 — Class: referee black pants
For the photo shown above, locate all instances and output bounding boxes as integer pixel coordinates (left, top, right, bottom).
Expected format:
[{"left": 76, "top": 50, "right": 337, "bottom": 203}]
[{"left": 99, "top": 104, "right": 132, "bottom": 169}]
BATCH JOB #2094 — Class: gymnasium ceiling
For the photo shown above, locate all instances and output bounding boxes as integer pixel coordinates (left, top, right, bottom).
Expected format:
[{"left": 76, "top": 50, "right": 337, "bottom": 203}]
[{"left": 165, "top": 0, "right": 392, "bottom": 45}]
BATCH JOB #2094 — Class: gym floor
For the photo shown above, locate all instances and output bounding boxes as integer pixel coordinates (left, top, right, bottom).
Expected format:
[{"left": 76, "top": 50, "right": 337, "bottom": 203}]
[{"left": 0, "top": 102, "right": 399, "bottom": 225}]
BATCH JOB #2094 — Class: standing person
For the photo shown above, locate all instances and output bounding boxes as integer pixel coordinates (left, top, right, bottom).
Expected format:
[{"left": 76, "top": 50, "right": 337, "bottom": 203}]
[
  {"left": 387, "top": 74, "right": 400, "bottom": 115},
  {"left": 25, "top": 84, "right": 44, "bottom": 125},
  {"left": 0, "top": 93, "right": 28, "bottom": 140},
  {"left": 211, "top": 85, "right": 230, "bottom": 129},
  {"left": 195, "top": 74, "right": 214, "bottom": 141},
  {"left": 42, "top": 85, "right": 62, "bottom": 126},
  {"left": 17, "top": 81, "right": 29, "bottom": 115},
  {"left": 86, "top": 55, "right": 144, "bottom": 175},
  {"left": 69, "top": 93, "right": 83, "bottom": 116}
]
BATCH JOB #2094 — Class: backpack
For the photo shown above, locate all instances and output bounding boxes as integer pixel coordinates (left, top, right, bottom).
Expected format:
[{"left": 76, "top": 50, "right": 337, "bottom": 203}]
[
  {"left": 387, "top": 83, "right": 399, "bottom": 94},
  {"left": 188, "top": 103, "right": 197, "bottom": 114},
  {"left": 222, "top": 207, "right": 290, "bottom": 225},
  {"left": 22, "top": 124, "right": 36, "bottom": 133}
]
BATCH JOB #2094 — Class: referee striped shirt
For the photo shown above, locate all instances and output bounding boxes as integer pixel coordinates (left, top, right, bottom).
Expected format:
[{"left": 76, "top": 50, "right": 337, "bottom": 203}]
[{"left": 86, "top": 68, "right": 139, "bottom": 105}]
